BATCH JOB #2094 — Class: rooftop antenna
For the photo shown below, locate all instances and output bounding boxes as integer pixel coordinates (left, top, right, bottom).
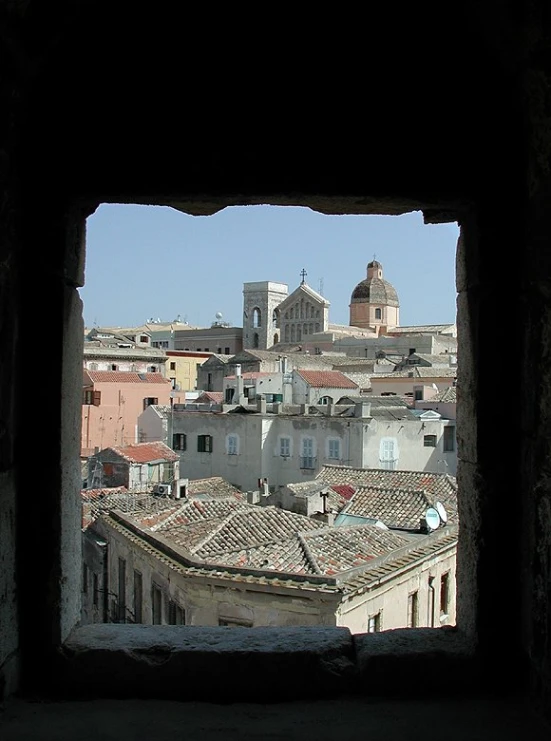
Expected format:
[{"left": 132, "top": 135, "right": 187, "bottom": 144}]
[
  {"left": 318, "top": 277, "right": 324, "bottom": 295},
  {"left": 424, "top": 506, "right": 441, "bottom": 532},
  {"left": 435, "top": 501, "right": 448, "bottom": 525}
]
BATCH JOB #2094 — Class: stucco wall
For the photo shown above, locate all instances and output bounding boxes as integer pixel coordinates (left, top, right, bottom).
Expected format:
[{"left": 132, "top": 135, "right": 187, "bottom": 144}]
[
  {"left": 337, "top": 547, "right": 457, "bottom": 633},
  {"left": 92, "top": 519, "right": 340, "bottom": 627}
]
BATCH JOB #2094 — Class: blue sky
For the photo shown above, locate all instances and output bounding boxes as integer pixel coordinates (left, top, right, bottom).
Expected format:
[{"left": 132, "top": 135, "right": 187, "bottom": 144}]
[{"left": 80, "top": 204, "right": 459, "bottom": 330}]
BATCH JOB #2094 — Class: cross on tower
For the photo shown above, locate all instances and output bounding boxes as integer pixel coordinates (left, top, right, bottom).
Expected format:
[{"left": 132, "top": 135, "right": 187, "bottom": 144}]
[{"left": 300, "top": 268, "right": 307, "bottom": 284}]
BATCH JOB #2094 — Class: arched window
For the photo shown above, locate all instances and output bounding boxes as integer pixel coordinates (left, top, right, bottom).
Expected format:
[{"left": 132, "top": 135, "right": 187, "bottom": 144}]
[
  {"left": 272, "top": 309, "right": 279, "bottom": 328},
  {"left": 273, "top": 333, "right": 279, "bottom": 345},
  {"left": 284, "top": 325, "right": 290, "bottom": 342},
  {"left": 375, "top": 308, "right": 382, "bottom": 320},
  {"left": 315, "top": 323, "right": 320, "bottom": 332},
  {"left": 253, "top": 333, "right": 259, "bottom": 348},
  {"left": 290, "top": 325, "right": 295, "bottom": 342},
  {"left": 297, "top": 324, "right": 302, "bottom": 341},
  {"left": 252, "top": 308, "right": 262, "bottom": 328}
]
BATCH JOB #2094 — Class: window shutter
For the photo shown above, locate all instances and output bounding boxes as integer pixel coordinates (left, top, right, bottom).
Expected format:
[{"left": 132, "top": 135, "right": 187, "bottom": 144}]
[{"left": 93, "top": 390, "right": 101, "bottom": 406}]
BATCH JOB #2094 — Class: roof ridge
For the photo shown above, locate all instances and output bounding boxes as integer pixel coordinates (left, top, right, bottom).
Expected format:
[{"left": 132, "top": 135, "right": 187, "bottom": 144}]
[{"left": 296, "top": 532, "right": 323, "bottom": 574}]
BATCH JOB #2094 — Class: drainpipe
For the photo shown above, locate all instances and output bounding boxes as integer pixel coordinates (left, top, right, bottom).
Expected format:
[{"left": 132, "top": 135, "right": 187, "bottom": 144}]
[
  {"left": 102, "top": 541, "right": 109, "bottom": 624},
  {"left": 428, "top": 576, "right": 435, "bottom": 628}
]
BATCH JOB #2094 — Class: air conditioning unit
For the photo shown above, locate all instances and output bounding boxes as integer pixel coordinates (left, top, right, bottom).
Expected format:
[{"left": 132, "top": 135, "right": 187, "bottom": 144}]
[{"left": 153, "top": 483, "right": 171, "bottom": 496}]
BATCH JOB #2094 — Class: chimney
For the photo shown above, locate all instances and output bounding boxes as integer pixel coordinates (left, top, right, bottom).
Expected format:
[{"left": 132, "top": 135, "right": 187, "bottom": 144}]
[
  {"left": 327, "top": 403, "right": 335, "bottom": 416},
  {"left": 300, "top": 403, "right": 308, "bottom": 415},
  {"left": 354, "top": 402, "right": 371, "bottom": 418},
  {"left": 257, "top": 397, "right": 267, "bottom": 413},
  {"left": 235, "top": 364, "right": 246, "bottom": 405}
]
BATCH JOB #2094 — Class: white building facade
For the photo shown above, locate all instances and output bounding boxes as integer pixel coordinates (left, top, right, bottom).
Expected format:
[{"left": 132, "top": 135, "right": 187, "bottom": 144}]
[{"left": 138, "top": 401, "right": 457, "bottom": 492}]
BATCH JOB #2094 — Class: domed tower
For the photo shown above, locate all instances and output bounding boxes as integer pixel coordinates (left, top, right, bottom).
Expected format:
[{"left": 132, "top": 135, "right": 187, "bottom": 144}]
[{"left": 349, "top": 260, "right": 400, "bottom": 331}]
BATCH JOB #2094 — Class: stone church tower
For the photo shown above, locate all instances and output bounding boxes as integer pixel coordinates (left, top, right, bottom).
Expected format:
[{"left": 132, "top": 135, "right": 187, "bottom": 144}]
[
  {"left": 349, "top": 259, "right": 400, "bottom": 331},
  {"left": 242, "top": 281, "right": 289, "bottom": 350}
]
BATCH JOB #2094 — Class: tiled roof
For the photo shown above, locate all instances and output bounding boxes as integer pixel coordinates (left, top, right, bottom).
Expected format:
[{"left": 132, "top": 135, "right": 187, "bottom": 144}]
[
  {"left": 425, "top": 386, "right": 457, "bottom": 403},
  {"left": 108, "top": 441, "right": 180, "bottom": 463},
  {"left": 104, "top": 507, "right": 457, "bottom": 593},
  {"left": 84, "top": 371, "right": 171, "bottom": 384},
  {"left": 303, "top": 525, "right": 412, "bottom": 576},
  {"left": 340, "top": 372, "right": 372, "bottom": 390},
  {"left": 296, "top": 370, "right": 359, "bottom": 389},
  {"left": 316, "top": 465, "right": 458, "bottom": 524},
  {"left": 341, "top": 486, "right": 437, "bottom": 530},
  {"left": 371, "top": 367, "right": 457, "bottom": 379},
  {"left": 81, "top": 489, "right": 179, "bottom": 529},
  {"left": 221, "top": 537, "right": 313, "bottom": 573},
  {"left": 81, "top": 486, "right": 129, "bottom": 501},
  {"left": 388, "top": 324, "right": 456, "bottom": 334},
  {"left": 186, "top": 476, "right": 245, "bottom": 500},
  {"left": 192, "top": 507, "right": 323, "bottom": 559},
  {"left": 331, "top": 484, "right": 355, "bottom": 501},
  {"left": 194, "top": 391, "right": 224, "bottom": 404}
]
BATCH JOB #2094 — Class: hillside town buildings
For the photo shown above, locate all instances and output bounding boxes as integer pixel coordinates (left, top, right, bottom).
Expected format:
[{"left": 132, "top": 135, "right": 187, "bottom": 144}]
[
  {"left": 81, "top": 467, "right": 457, "bottom": 633},
  {"left": 80, "top": 259, "right": 458, "bottom": 633}
]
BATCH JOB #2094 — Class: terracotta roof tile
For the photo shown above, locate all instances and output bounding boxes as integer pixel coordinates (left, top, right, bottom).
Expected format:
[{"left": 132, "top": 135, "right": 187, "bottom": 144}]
[
  {"left": 342, "top": 486, "right": 436, "bottom": 530},
  {"left": 108, "top": 441, "right": 180, "bottom": 463},
  {"left": 317, "top": 465, "right": 458, "bottom": 524},
  {"left": 84, "top": 371, "right": 171, "bottom": 384},
  {"left": 296, "top": 370, "right": 359, "bottom": 389},
  {"left": 194, "top": 391, "right": 224, "bottom": 404}
]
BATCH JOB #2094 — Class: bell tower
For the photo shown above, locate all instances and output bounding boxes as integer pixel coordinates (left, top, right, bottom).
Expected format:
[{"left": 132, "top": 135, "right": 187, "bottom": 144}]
[{"left": 242, "top": 281, "right": 288, "bottom": 350}]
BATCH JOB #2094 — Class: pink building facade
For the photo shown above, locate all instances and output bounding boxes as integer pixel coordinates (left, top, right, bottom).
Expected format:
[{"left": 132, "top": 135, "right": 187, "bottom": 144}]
[{"left": 82, "top": 371, "right": 172, "bottom": 457}]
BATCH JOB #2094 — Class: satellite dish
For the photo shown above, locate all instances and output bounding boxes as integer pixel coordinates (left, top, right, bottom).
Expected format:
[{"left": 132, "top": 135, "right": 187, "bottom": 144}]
[
  {"left": 435, "top": 501, "right": 448, "bottom": 525},
  {"left": 424, "top": 507, "right": 441, "bottom": 532}
]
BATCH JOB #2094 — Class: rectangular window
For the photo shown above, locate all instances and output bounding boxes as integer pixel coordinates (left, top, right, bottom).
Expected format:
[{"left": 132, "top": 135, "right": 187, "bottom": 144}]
[
  {"left": 93, "top": 573, "right": 99, "bottom": 608},
  {"left": 198, "top": 434, "right": 213, "bottom": 453},
  {"left": 224, "top": 347, "right": 230, "bottom": 354},
  {"left": 328, "top": 439, "right": 341, "bottom": 460},
  {"left": 414, "top": 389, "right": 423, "bottom": 400},
  {"left": 83, "top": 389, "right": 101, "bottom": 406},
  {"left": 170, "top": 362, "right": 176, "bottom": 370},
  {"left": 143, "top": 397, "right": 159, "bottom": 411},
  {"left": 204, "top": 347, "right": 209, "bottom": 352},
  {"left": 368, "top": 612, "right": 381, "bottom": 633},
  {"left": 168, "top": 600, "right": 185, "bottom": 625},
  {"left": 172, "top": 433, "right": 187, "bottom": 451},
  {"left": 82, "top": 563, "right": 88, "bottom": 594},
  {"left": 118, "top": 558, "right": 126, "bottom": 623},
  {"left": 280, "top": 437, "right": 291, "bottom": 457},
  {"left": 407, "top": 591, "right": 419, "bottom": 628},
  {"left": 111, "top": 364, "right": 118, "bottom": 371},
  {"left": 133, "top": 570, "right": 143, "bottom": 624},
  {"left": 300, "top": 438, "right": 316, "bottom": 469},
  {"left": 140, "top": 335, "right": 149, "bottom": 343},
  {"left": 440, "top": 572, "right": 450, "bottom": 617},
  {"left": 217, "top": 347, "right": 222, "bottom": 354},
  {"left": 227, "top": 435, "right": 238, "bottom": 455},
  {"left": 443, "top": 426, "right": 455, "bottom": 452},
  {"left": 423, "top": 434, "right": 437, "bottom": 447},
  {"left": 152, "top": 584, "right": 163, "bottom": 625}
]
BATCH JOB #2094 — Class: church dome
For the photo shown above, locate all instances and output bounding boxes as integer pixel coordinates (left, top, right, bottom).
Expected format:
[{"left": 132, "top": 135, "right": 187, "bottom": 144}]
[
  {"left": 351, "top": 278, "right": 399, "bottom": 305},
  {"left": 350, "top": 260, "right": 399, "bottom": 306}
]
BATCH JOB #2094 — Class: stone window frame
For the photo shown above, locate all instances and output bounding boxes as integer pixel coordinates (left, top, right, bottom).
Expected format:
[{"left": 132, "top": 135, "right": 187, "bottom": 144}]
[{"left": 14, "top": 198, "right": 500, "bottom": 704}]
